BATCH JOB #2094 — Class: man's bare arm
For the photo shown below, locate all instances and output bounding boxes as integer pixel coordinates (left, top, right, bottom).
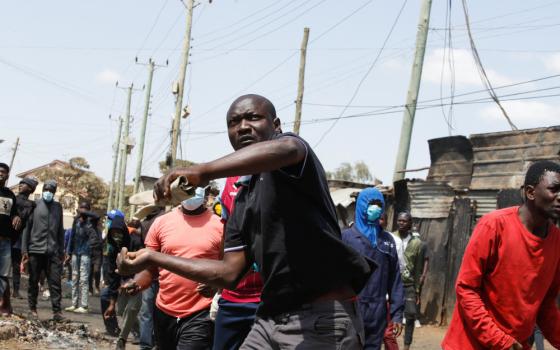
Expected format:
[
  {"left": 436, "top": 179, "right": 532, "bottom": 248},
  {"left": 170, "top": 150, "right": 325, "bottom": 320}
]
[
  {"left": 118, "top": 248, "right": 248, "bottom": 290},
  {"left": 155, "top": 136, "right": 305, "bottom": 200}
]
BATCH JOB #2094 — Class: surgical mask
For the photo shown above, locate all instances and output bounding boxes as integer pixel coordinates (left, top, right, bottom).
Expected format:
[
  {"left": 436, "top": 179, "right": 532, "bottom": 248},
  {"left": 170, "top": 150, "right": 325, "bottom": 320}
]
[
  {"left": 43, "top": 191, "right": 54, "bottom": 202},
  {"left": 181, "top": 187, "right": 206, "bottom": 211},
  {"left": 366, "top": 204, "right": 382, "bottom": 223}
]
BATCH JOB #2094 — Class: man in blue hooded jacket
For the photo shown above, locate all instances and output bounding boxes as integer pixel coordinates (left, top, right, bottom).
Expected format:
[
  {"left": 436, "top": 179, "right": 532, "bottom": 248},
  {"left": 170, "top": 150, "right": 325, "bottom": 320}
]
[{"left": 342, "top": 188, "right": 404, "bottom": 350}]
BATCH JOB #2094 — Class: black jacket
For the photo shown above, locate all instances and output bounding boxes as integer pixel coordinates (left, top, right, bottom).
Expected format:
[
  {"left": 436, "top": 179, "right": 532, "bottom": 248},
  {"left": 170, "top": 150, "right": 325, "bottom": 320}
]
[
  {"left": 103, "top": 216, "right": 130, "bottom": 300},
  {"left": 22, "top": 199, "right": 65, "bottom": 256}
]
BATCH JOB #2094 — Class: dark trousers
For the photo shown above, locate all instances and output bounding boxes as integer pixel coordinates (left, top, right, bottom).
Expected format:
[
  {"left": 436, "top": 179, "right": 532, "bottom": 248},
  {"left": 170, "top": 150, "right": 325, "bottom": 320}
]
[
  {"left": 89, "top": 248, "right": 102, "bottom": 292},
  {"left": 100, "top": 287, "right": 120, "bottom": 336},
  {"left": 212, "top": 298, "right": 258, "bottom": 350},
  {"left": 403, "top": 286, "right": 418, "bottom": 346},
  {"left": 154, "top": 306, "right": 213, "bottom": 350},
  {"left": 28, "top": 253, "right": 62, "bottom": 313},
  {"left": 11, "top": 248, "right": 21, "bottom": 293}
]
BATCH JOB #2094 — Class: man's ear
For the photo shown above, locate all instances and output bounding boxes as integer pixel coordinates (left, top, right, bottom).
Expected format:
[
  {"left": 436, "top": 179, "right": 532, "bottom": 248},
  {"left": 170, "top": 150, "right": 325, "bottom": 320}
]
[
  {"left": 273, "top": 117, "right": 281, "bottom": 132},
  {"left": 525, "top": 185, "right": 536, "bottom": 201}
]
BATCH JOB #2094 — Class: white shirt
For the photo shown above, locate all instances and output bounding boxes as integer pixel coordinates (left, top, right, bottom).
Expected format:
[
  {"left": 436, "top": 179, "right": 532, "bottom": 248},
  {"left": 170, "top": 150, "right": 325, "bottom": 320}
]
[{"left": 391, "top": 232, "right": 412, "bottom": 273}]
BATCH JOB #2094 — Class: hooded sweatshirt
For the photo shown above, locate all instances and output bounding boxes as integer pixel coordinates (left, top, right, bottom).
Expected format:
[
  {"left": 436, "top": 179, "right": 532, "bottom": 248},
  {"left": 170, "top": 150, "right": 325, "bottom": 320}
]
[
  {"left": 22, "top": 199, "right": 65, "bottom": 256},
  {"left": 104, "top": 216, "right": 130, "bottom": 300}
]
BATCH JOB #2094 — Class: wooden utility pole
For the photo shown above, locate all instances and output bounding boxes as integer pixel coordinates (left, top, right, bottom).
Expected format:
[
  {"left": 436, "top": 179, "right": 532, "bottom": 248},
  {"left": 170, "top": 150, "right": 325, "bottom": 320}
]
[
  {"left": 117, "top": 83, "right": 138, "bottom": 211},
  {"left": 8, "top": 137, "right": 19, "bottom": 170},
  {"left": 107, "top": 117, "right": 123, "bottom": 212},
  {"left": 170, "top": 0, "right": 194, "bottom": 167},
  {"left": 293, "top": 27, "right": 310, "bottom": 136},
  {"left": 392, "top": 0, "right": 433, "bottom": 182}
]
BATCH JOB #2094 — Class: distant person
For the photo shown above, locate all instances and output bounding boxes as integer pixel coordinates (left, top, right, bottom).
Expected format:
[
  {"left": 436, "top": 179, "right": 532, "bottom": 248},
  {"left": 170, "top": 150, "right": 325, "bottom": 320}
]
[
  {"left": 0, "top": 163, "right": 18, "bottom": 315},
  {"left": 21, "top": 180, "right": 65, "bottom": 321},
  {"left": 117, "top": 94, "right": 374, "bottom": 349},
  {"left": 342, "top": 188, "right": 404, "bottom": 350},
  {"left": 12, "top": 177, "right": 38, "bottom": 300},
  {"left": 392, "top": 212, "right": 428, "bottom": 350},
  {"left": 65, "top": 201, "right": 100, "bottom": 313},
  {"left": 442, "top": 160, "right": 560, "bottom": 349},
  {"left": 120, "top": 187, "right": 223, "bottom": 349}
]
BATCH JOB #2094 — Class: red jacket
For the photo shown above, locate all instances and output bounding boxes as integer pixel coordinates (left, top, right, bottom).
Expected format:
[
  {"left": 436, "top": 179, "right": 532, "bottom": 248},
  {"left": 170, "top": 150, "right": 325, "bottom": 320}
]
[{"left": 442, "top": 207, "right": 560, "bottom": 350}]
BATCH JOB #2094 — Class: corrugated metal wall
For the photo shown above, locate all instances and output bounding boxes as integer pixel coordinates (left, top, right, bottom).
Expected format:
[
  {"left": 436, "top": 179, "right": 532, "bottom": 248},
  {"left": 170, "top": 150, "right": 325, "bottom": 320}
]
[{"left": 408, "top": 181, "right": 455, "bottom": 219}]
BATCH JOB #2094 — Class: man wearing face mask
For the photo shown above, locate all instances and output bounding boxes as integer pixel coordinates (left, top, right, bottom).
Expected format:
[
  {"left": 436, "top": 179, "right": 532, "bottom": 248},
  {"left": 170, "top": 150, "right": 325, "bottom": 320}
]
[
  {"left": 21, "top": 180, "right": 65, "bottom": 321},
  {"left": 120, "top": 187, "right": 223, "bottom": 350},
  {"left": 341, "top": 188, "right": 404, "bottom": 349}
]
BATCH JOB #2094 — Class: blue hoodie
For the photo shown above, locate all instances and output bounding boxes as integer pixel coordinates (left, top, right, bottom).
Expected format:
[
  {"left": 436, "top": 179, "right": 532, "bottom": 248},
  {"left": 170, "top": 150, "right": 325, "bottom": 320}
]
[{"left": 354, "top": 187, "right": 385, "bottom": 247}]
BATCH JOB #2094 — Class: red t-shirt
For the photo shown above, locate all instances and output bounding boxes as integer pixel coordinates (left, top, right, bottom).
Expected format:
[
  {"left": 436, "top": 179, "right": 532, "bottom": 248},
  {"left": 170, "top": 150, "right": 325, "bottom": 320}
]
[
  {"left": 442, "top": 207, "right": 560, "bottom": 350},
  {"left": 220, "top": 176, "right": 263, "bottom": 303},
  {"left": 145, "top": 208, "right": 223, "bottom": 318}
]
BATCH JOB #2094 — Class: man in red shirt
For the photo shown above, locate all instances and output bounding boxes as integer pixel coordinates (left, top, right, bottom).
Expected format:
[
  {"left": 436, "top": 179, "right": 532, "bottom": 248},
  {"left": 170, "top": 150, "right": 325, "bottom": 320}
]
[{"left": 442, "top": 160, "right": 560, "bottom": 350}]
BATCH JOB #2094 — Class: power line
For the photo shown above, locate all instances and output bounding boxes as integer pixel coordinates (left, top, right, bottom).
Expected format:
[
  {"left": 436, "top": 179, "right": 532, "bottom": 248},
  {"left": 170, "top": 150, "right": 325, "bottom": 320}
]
[{"left": 314, "top": 0, "right": 409, "bottom": 147}]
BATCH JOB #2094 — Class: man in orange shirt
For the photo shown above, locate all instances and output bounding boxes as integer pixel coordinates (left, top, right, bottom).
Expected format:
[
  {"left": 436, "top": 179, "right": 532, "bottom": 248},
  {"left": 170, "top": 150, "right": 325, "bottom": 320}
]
[
  {"left": 442, "top": 160, "right": 560, "bottom": 350},
  {"left": 122, "top": 187, "right": 223, "bottom": 349}
]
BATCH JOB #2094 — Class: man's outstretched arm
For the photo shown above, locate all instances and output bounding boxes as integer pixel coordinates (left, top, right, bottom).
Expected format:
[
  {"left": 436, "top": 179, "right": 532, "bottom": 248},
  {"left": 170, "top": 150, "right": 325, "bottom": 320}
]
[
  {"left": 154, "top": 136, "right": 306, "bottom": 200},
  {"left": 117, "top": 248, "right": 248, "bottom": 290}
]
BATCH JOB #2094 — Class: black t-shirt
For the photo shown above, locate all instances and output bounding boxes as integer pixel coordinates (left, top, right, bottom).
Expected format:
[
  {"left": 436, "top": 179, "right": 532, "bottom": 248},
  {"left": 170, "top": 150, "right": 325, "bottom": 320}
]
[
  {"left": 224, "top": 133, "right": 374, "bottom": 316},
  {"left": 0, "top": 187, "right": 17, "bottom": 239}
]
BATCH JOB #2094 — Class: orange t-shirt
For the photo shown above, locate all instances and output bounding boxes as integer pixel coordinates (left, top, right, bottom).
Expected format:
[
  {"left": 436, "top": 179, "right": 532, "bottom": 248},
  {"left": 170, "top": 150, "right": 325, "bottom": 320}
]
[{"left": 145, "top": 207, "right": 223, "bottom": 318}]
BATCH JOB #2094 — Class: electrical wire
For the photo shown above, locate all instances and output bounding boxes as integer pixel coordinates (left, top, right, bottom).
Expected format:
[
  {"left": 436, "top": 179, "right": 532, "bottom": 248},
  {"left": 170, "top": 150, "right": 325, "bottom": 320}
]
[{"left": 314, "top": 0, "right": 409, "bottom": 148}]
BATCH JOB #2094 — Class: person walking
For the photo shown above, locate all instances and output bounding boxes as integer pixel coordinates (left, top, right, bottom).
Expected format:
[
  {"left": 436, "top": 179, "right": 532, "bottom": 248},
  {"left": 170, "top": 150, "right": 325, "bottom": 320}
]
[
  {"left": 342, "top": 188, "right": 404, "bottom": 349},
  {"left": 117, "top": 94, "right": 374, "bottom": 349},
  {"left": 442, "top": 160, "right": 560, "bottom": 349},
  {"left": 21, "top": 180, "right": 65, "bottom": 321},
  {"left": 0, "top": 163, "right": 18, "bottom": 315}
]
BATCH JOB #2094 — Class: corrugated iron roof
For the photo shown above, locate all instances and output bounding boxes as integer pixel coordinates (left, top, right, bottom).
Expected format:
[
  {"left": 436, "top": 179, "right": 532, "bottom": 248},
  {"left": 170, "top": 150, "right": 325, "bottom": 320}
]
[
  {"left": 408, "top": 181, "right": 455, "bottom": 219},
  {"left": 330, "top": 188, "right": 360, "bottom": 208},
  {"left": 467, "top": 190, "right": 498, "bottom": 217}
]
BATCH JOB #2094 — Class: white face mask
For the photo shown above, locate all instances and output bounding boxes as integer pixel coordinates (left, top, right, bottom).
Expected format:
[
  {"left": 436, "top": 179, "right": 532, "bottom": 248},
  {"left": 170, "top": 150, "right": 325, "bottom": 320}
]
[{"left": 181, "top": 187, "right": 207, "bottom": 211}]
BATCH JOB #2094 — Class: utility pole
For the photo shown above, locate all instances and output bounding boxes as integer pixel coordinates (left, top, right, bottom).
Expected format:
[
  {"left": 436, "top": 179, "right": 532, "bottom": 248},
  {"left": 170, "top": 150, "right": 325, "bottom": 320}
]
[
  {"left": 107, "top": 117, "right": 123, "bottom": 212},
  {"left": 116, "top": 83, "right": 141, "bottom": 211},
  {"left": 293, "top": 27, "right": 310, "bottom": 136},
  {"left": 8, "top": 137, "right": 19, "bottom": 170},
  {"left": 130, "top": 59, "right": 167, "bottom": 216},
  {"left": 392, "top": 0, "right": 433, "bottom": 182},
  {"left": 170, "top": 0, "right": 194, "bottom": 167}
]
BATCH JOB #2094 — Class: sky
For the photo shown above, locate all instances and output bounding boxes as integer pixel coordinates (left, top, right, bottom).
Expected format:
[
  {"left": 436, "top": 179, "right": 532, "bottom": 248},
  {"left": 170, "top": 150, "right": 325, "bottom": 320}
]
[{"left": 1, "top": 0, "right": 559, "bottom": 187}]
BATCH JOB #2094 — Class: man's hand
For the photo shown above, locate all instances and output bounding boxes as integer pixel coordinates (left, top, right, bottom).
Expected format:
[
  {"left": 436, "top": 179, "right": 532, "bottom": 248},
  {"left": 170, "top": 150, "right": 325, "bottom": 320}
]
[
  {"left": 153, "top": 166, "right": 205, "bottom": 202},
  {"left": 416, "top": 295, "right": 421, "bottom": 305},
  {"left": 103, "top": 301, "right": 116, "bottom": 320},
  {"left": 64, "top": 254, "right": 70, "bottom": 265},
  {"left": 509, "top": 341, "right": 523, "bottom": 350},
  {"left": 20, "top": 253, "right": 29, "bottom": 274},
  {"left": 12, "top": 216, "right": 22, "bottom": 231},
  {"left": 393, "top": 322, "right": 403, "bottom": 337},
  {"left": 117, "top": 248, "right": 152, "bottom": 276},
  {"left": 121, "top": 280, "right": 142, "bottom": 296},
  {"left": 196, "top": 283, "right": 217, "bottom": 298}
]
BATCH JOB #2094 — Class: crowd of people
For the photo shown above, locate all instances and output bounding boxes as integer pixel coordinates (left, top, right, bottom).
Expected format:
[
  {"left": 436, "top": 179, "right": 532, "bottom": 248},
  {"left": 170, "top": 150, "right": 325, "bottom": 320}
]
[{"left": 0, "top": 94, "right": 558, "bottom": 350}]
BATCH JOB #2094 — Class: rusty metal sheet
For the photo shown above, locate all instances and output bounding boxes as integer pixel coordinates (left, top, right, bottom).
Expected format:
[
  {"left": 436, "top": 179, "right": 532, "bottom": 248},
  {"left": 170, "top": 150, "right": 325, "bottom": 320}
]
[
  {"left": 427, "top": 136, "right": 473, "bottom": 190},
  {"left": 470, "top": 126, "right": 560, "bottom": 190},
  {"left": 468, "top": 190, "right": 498, "bottom": 217},
  {"left": 408, "top": 181, "right": 455, "bottom": 219}
]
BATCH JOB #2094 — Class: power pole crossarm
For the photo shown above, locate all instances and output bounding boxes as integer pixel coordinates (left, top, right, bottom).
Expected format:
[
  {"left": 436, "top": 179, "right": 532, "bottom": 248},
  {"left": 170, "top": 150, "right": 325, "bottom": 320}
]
[
  {"left": 170, "top": 0, "right": 194, "bottom": 167},
  {"left": 293, "top": 27, "right": 310, "bottom": 136},
  {"left": 392, "top": 0, "right": 433, "bottom": 183}
]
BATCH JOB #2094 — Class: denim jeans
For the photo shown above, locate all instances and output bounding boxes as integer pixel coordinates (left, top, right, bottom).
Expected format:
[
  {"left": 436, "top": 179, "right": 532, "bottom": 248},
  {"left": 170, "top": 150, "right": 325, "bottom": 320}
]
[
  {"left": 139, "top": 280, "right": 159, "bottom": 350},
  {"left": 0, "top": 240, "right": 11, "bottom": 296},
  {"left": 71, "top": 254, "right": 90, "bottom": 308}
]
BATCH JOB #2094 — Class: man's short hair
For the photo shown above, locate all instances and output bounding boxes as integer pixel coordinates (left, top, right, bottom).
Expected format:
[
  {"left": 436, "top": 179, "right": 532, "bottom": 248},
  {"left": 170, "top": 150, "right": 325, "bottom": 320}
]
[
  {"left": 397, "top": 211, "right": 412, "bottom": 220},
  {"left": 0, "top": 163, "right": 9, "bottom": 173},
  {"left": 79, "top": 201, "right": 91, "bottom": 210},
  {"left": 524, "top": 160, "right": 560, "bottom": 188}
]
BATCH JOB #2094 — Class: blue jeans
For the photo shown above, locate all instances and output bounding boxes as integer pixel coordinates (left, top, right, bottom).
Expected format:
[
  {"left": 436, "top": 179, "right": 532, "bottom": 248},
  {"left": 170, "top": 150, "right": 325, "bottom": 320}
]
[
  {"left": 0, "top": 239, "right": 12, "bottom": 296},
  {"left": 213, "top": 298, "right": 258, "bottom": 350},
  {"left": 139, "top": 280, "right": 159, "bottom": 350}
]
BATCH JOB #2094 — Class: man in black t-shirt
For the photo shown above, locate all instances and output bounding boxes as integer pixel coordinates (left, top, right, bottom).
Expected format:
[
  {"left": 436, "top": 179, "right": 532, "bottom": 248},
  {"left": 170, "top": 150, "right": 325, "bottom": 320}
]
[
  {"left": 118, "top": 94, "right": 374, "bottom": 349},
  {"left": 0, "top": 163, "right": 18, "bottom": 315}
]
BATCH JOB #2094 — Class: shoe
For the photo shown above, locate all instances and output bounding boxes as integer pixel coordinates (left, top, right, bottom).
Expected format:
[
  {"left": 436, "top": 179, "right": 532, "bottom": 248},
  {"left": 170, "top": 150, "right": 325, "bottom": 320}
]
[
  {"left": 42, "top": 290, "right": 51, "bottom": 300},
  {"left": 28, "top": 310, "right": 39, "bottom": 320},
  {"left": 52, "top": 312, "right": 64, "bottom": 322},
  {"left": 115, "top": 338, "right": 126, "bottom": 350},
  {"left": 65, "top": 305, "right": 77, "bottom": 312},
  {"left": 415, "top": 319, "right": 422, "bottom": 328},
  {"left": 74, "top": 307, "right": 88, "bottom": 314},
  {"left": 11, "top": 290, "right": 20, "bottom": 299}
]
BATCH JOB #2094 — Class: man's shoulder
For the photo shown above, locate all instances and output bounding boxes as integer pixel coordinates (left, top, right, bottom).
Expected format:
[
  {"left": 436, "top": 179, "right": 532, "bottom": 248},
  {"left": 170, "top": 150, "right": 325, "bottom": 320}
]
[{"left": 0, "top": 187, "right": 15, "bottom": 198}]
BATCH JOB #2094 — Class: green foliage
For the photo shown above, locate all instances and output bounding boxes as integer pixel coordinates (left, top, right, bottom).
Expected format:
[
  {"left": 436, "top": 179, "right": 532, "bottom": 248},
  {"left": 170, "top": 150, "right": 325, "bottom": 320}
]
[{"left": 327, "top": 161, "right": 374, "bottom": 184}]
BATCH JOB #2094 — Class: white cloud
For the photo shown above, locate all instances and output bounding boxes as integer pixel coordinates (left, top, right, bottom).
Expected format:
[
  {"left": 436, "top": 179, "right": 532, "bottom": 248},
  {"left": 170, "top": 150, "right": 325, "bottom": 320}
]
[
  {"left": 423, "top": 48, "right": 513, "bottom": 87},
  {"left": 95, "top": 69, "right": 120, "bottom": 84},
  {"left": 480, "top": 100, "right": 560, "bottom": 127},
  {"left": 544, "top": 52, "right": 560, "bottom": 73}
]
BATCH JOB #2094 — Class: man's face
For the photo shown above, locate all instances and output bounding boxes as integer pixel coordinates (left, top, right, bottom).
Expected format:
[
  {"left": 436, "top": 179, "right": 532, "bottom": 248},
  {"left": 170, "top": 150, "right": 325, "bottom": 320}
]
[
  {"left": 226, "top": 97, "right": 279, "bottom": 151},
  {"left": 78, "top": 205, "right": 89, "bottom": 216},
  {"left": 0, "top": 168, "right": 8, "bottom": 186},
  {"left": 528, "top": 171, "right": 560, "bottom": 220},
  {"left": 18, "top": 183, "right": 32, "bottom": 195},
  {"left": 397, "top": 215, "right": 412, "bottom": 233}
]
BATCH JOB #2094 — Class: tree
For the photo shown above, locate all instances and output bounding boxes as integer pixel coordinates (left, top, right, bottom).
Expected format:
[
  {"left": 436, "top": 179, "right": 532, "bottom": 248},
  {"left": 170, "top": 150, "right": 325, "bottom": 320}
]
[
  {"left": 326, "top": 161, "right": 374, "bottom": 184},
  {"left": 36, "top": 157, "right": 108, "bottom": 212}
]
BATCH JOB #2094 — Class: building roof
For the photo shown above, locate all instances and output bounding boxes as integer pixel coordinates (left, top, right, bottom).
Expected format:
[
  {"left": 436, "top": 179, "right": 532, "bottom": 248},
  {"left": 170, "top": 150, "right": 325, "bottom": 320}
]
[{"left": 15, "top": 159, "right": 69, "bottom": 179}]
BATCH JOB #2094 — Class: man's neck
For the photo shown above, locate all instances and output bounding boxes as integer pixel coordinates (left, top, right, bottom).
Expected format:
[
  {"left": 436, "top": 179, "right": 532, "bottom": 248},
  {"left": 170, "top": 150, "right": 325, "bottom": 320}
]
[
  {"left": 518, "top": 204, "right": 549, "bottom": 238},
  {"left": 398, "top": 230, "right": 410, "bottom": 240},
  {"left": 19, "top": 192, "right": 30, "bottom": 199}
]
